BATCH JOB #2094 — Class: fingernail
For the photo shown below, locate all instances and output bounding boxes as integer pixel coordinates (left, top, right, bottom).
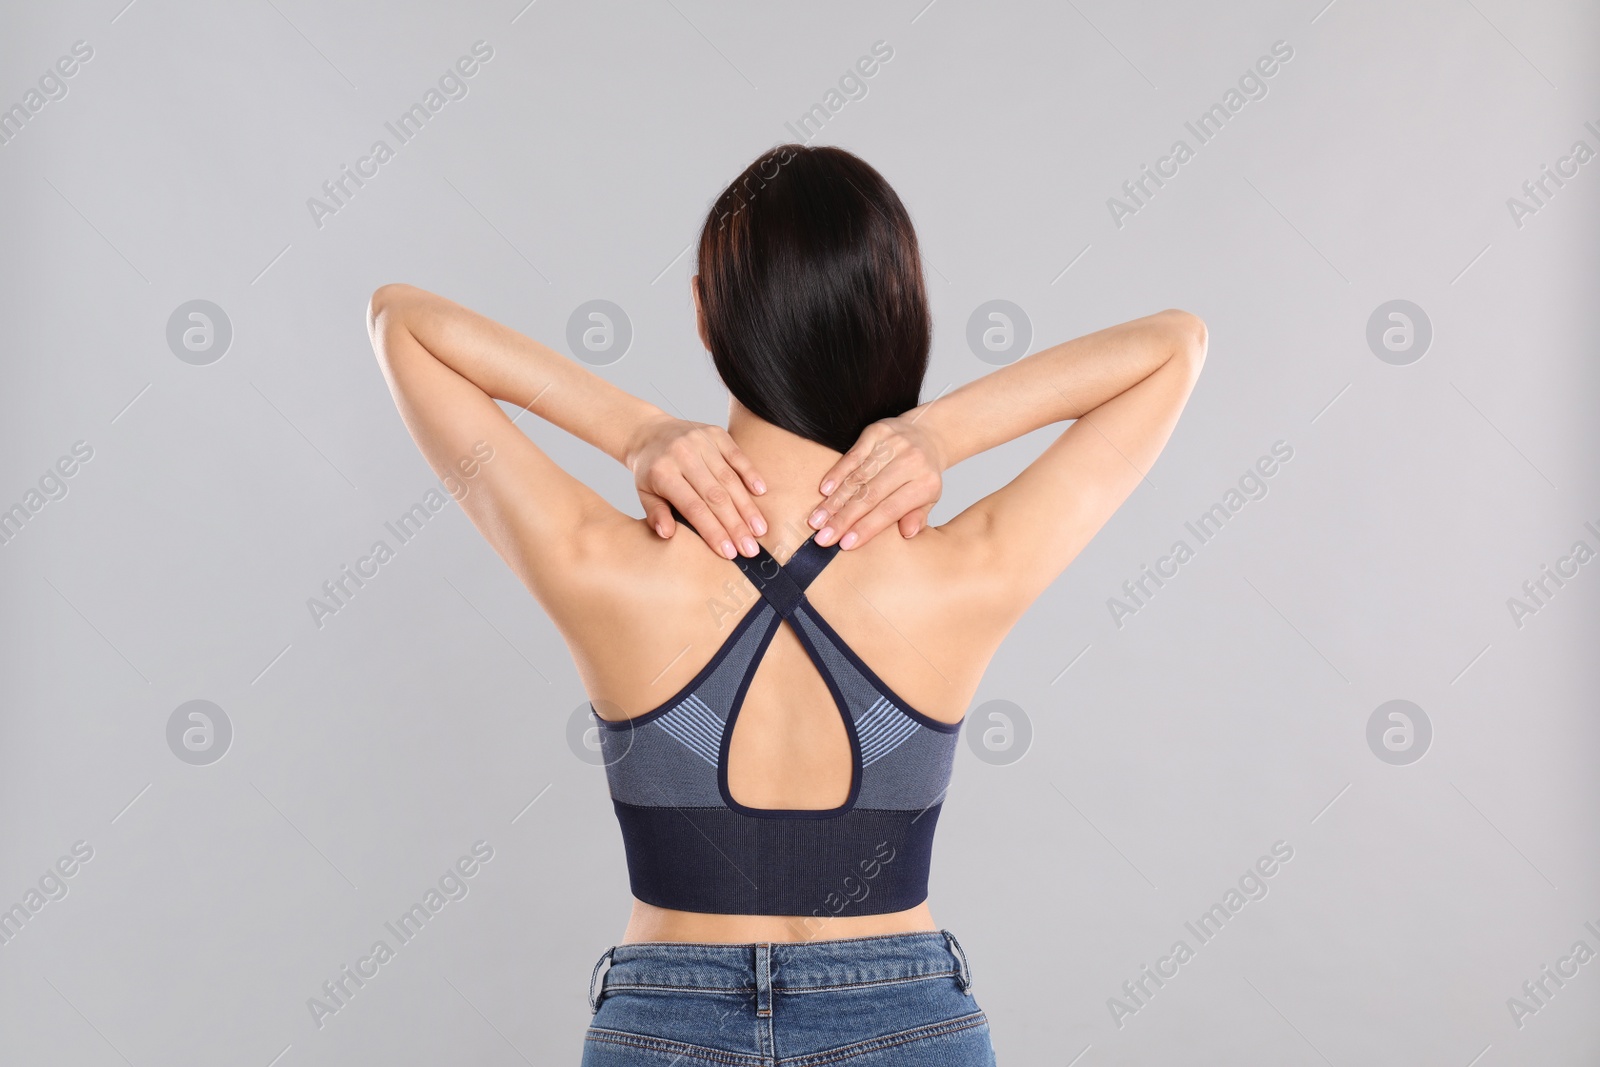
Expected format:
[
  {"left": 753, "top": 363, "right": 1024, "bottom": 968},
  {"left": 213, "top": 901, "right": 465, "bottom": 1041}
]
[
  {"left": 753, "top": 479, "right": 766, "bottom": 494},
  {"left": 721, "top": 540, "right": 736, "bottom": 559},
  {"left": 817, "top": 526, "right": 834, "bottom": 545},
  {"left": 820, "top": 480, "right": 835, "bottom": 495},
  {"left": 752, "top": 515, "right": 767, "bottom": 535},
  {"left": 656, "top": 523, "right": 667, "bottom": 537},
  {"left": 740, "top": 536, "right": 759, "bottom": 557},
  {"left": 809, "top": 509, "right": 827, "bottom": 528},
  {"left": 840, "top": 531, "right": 858, "bottom": 550}
]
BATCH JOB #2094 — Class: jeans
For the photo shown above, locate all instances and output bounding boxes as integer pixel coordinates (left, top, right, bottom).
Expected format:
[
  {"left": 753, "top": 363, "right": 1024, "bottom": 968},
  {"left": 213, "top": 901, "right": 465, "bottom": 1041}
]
[{"left": 582, "top": 929, "right": 997, "bottom": 1065}]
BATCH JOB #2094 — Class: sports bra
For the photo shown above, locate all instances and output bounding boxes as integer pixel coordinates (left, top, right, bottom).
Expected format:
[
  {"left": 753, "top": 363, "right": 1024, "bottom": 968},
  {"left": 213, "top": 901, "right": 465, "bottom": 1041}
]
[{"left": 590, "top": 506, "right": 963, "bottom": 916}]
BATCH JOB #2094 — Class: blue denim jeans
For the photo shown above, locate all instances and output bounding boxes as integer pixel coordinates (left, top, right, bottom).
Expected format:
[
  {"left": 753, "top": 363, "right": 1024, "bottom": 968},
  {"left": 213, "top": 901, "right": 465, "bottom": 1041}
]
[{"left": 582, "top": 929, "right": 996, "bottom": 1065}]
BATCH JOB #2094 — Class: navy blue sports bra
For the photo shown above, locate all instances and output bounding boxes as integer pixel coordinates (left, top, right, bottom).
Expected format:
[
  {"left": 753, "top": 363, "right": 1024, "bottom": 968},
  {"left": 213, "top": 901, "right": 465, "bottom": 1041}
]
[{"left": 590, "top": 507, "right": 962, "bottom": 916}]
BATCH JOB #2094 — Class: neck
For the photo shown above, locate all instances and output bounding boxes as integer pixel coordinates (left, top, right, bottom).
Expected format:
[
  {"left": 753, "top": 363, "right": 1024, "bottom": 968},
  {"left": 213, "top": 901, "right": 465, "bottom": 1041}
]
[{"left": 726, "top": 401, "right": 843, "bottom": 552}]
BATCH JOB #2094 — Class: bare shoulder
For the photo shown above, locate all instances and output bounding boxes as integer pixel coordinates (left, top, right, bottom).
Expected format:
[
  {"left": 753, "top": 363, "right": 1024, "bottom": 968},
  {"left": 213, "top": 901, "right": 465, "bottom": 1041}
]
[
  {"left": 548, "top": 508, "right": 1024, "bottom": 726},
  {"left": 551, "top": 507, "right": 758, "bottom": 717},
  {"left": 799, "top": 520, "right": 1021, "bottom": 724}
]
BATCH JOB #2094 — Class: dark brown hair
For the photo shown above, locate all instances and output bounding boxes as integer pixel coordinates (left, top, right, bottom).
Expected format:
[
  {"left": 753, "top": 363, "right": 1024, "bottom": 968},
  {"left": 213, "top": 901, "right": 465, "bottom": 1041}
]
[{"left": 695, "top": 144, "right": 930, "bottom": 453}]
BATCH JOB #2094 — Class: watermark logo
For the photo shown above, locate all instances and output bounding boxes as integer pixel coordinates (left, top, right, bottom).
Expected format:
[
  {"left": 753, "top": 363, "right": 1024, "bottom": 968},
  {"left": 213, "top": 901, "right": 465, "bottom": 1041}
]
[
  {"left": 788, "top": 841, "right": 897, "bottom": 940},
  {"left": 307, "top": 841, "right": 495, "bottom": 1030},
  {"left": 307, "top": 441, "right": 494, "bottom": 630},
  {"left": 704, "top": 515, "right": 816, "bottom": 630},
  {"left": 0, "top": 439, "right": 94, "bottom": 549},
  {"left": 307, "top": 41, "right": 494, "bottom": 230},
  {"left": 1108, "top": 840, "right": 1295, "bottom": 1027},
  {"left": 1506, "top": 919, "right": 1600, "bottom": 1029},
  {"left": 166, "top": 300, "right": 233, "bottom": 365},
  {"left": 965, "top": 699, "right": 1032, "bottom": 766},
  {"left": 565, "top": 300, "right": 632, "bottom": 366},
  {"left": 1506, "top": 520, "right": 1599, "bottom": 629},
  {"left": 1109, "top": 440, "right": 1294, "bottom": 628},
  {"left": 1366, "top": 699, "right": 1430, "bottom": 765},
  {"left": 1106, "top": 40, "right": 1294, "bottom": 229},
  {"left": 965, "top": 300, "right": 1032, "bottom": 365},
  {"left": 0, "top": 40, "right": 94, "bottom": 149},
  {"left": 567, "top": 700, "right": 633, "bottom": 766},
  {"left": 167, "top": 699, "right": 233, "bottom": 765},
  {"left": 0, "top": 841, "right": 94, "bottom": 949},
  {"left": 782, "top": 40, "right": 894, "bottom": 143},
  {"left": 1365, "top": 300, "right": 1431, "bottom": 366},
  {"left": 1506, "top": 123, "right": 1598, "bottom": 230}
]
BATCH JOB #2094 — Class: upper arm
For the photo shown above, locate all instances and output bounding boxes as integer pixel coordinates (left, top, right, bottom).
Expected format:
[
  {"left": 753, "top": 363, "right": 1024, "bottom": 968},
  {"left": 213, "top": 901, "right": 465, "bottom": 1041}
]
[
  {"left": 367, "top": 288, "right": 623, "bottom": 600},
  {"left": 944, "top": 311, "right": 1207, "bottom": 611}
]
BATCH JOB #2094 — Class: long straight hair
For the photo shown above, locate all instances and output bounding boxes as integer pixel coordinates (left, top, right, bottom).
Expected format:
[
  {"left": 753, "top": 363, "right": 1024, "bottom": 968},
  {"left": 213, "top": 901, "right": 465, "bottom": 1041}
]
[{"left": 695, "top": 144, "right": 931, "bottom": 454}]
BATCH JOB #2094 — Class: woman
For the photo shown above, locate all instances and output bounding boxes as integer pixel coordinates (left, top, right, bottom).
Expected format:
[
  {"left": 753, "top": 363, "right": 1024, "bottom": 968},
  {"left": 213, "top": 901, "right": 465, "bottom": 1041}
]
[{"left": 368, "top": 144, "right": 1205, "bottom": 1064}]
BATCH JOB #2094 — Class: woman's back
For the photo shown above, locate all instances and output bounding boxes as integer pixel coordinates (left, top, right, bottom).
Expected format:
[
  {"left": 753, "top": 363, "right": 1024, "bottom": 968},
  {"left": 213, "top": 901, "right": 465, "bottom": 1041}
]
[
  {"left": 369, "top": 275, "right": 1202, "bottom": 945},
  {"left": 564, "top": 447, "right": 1011, "bottom": 799},
  {"left": 367, "top": 140, "right": 1208, "bottom": 951},
  {"left": 543, "top": 422, "right": 1017, "bottom": 943}
]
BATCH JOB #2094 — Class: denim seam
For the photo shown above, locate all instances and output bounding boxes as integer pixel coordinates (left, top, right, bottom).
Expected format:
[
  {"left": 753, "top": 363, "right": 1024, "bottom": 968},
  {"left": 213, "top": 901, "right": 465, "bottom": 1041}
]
[
  {"left": 597, "top": 967, "right": 960, "bottom": 997},
  {"left": 584, "top": 1026, "right": 769, "bottom": 1065},
  {"left": 778, "top": 969, "right": 962, "bottom": 993},
  {"left": 782, "top": 1010, "right": 990, "bottom": 1066},
  {"left": 600, "top": 982, "right": 758, "bottom": 995}
]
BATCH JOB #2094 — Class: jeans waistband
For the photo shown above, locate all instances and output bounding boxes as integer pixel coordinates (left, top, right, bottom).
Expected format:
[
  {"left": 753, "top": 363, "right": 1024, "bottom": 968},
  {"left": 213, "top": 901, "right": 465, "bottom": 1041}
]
[{"left": 589, "top": 929, "right": 973, "bottom": 1013}]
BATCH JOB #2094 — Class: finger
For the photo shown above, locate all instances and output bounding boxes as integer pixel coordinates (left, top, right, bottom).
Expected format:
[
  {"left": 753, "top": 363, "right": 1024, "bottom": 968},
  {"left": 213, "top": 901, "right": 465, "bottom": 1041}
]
[
  {"left": 639, "top": 491, "right": 673, "bottom": 538},
  {"left": 832, "top": 482, "right": 930, "bottom": 550},
  {"left": 709, "top": 427, "right": 769, "bottom": 499},
  {"left": 705, "top": 428, "right": 769, "bottom": 537},
  {"left": 682, "top": 446, "right": 761, "bottom": 556},
  {"left": 810, "top": 453, "right": 879, "bottom": 530},
  {"left": 814, "top": 428, "right": 885, "bottom": 505},
  {"left": 899, "top": 504, "right": 933, "bottom": 538},
  {"left": 658, "top": 471, "right": 739, "bottom": 559},
  {"left": 667, "top": 432, "right": 754, "bottom": 557},
  {"left": 815, "top": 431, "right": 908, "bottom": 530},
  {"left": 815, "top": 450, "right": 917, "bottom": 545}
]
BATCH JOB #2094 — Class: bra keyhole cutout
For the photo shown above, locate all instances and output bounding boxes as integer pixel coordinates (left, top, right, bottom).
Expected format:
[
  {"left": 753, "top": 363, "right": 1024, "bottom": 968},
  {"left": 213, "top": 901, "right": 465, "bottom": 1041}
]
[{"left": 725, "top": 616, "right": 852, "bottom": 811}]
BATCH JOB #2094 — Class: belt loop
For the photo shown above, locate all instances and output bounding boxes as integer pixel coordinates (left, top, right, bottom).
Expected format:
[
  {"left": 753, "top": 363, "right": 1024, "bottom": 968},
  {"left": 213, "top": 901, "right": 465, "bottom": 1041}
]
[
  {"left": 588, "top": 946, "right": 616, "bottom": 1014},
  {"left": 942, "top": 930, "right": 972, "bottom": 994},
  {"left": 754, "top": 942, "right": 773, "bottom": 1018}
]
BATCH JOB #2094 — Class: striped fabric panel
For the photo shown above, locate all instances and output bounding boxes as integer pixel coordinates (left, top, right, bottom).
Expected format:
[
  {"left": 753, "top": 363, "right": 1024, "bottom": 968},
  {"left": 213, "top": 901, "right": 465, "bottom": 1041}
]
[
  {"left": 653, "top": 693, "right": 725, "bottom": 766},
  {"left": 855, "top": 696, "right": 920, "bottom": 766}
]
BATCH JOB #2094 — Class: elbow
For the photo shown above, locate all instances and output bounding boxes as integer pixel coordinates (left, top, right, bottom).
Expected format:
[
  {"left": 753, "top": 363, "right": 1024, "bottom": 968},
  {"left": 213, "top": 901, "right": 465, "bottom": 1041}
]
[
  {"left": 1163, "top": 308, "right": 1207, "bottom": 367},
  {"left": 367, "top": 283, "right": 417, "bottom": 338},
  {"left": 367, "top": 284, "right": 420, "bottom": 369}
]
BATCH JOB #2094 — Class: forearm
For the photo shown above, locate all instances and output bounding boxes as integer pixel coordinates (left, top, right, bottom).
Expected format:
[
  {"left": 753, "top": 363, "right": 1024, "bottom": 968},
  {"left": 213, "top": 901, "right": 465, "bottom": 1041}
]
[
  {"left": 910, "top": 309, "right": 1202, "bottom": 468},
  {"left": 368, "top": 284, "right": 665, "bottom": 466}
]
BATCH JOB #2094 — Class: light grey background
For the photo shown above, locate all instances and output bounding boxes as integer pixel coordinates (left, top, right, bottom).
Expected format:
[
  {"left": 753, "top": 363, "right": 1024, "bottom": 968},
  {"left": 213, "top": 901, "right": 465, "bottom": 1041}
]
[{"left": 2, "top": 0, "right": 1597, "bottom": 1063}]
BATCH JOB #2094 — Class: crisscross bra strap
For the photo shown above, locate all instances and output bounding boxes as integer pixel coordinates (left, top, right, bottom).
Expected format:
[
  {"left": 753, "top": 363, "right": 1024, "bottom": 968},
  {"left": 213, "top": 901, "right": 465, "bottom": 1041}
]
[{"left": 667, "top": 504, "right": 840, "bottom": 618}]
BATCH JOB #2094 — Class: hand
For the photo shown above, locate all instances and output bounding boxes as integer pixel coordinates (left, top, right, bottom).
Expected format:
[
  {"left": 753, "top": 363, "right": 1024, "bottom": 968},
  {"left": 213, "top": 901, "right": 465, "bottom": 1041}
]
[
  {"left": 809, "top": 408, "right": 947, "bottom": 549},
  {"left": 626, "top": 415, "right": 768, "bottom": 559}
]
